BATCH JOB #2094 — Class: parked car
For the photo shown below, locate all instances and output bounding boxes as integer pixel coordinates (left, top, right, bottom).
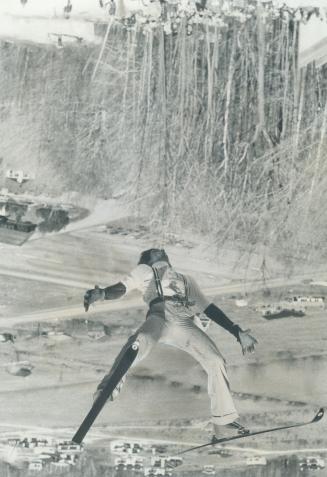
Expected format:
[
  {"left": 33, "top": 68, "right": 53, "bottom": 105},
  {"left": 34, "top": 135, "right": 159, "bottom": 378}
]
[
  {"left": 299, "top": 456, "right": 325, "bottom": 471},
  {"left": 133, "top": 443, "right": 143, "bottom": 451},
  {"left": 144, "top": 468, "right": 171, "bottom": 476},
  {"left": 214, "top": 449, "right": 232, "bottom": 457},
  {"left": 115, "top": 462, "right": 125, "bottom": 471},
  {"left": 246, "top": 456, "right": 267, "bottom": 466},
  {"left": 111, "top": 440, "right": 125, "bottom": 454},
  {"left": 134, "top": 462, "right": 144, "bottom": 472},
  {"left": 166, "top": 456, "right": 183, "bottom": 467},
  {"left": 307, "top": 457, "right": 325, "bottom": 468},
  {"left": 0, "top": 333, "right": 15, "bottom": 343},
  {"left": 203, "top": 464, "right": 215, "bottom": 474},
  {"left": 151, "top": 445, "right": 167, "bottom": 454},
  {"left": 151, "top": 456, "right": 167, "bottom": 468}
]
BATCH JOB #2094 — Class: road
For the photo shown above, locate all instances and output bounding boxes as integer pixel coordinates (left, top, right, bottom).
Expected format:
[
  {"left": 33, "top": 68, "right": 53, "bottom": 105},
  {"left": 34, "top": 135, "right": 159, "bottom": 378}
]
[{"left": 2, "top": 269, "right": 327, "bottom": 327}]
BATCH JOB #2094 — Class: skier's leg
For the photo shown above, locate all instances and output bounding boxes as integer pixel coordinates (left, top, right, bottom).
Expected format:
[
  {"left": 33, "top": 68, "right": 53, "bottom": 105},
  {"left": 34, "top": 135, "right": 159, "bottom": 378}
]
[
  {"left": 72, "top": 340, "right": 139, "bottom": 444},
  {"left": 73, "top": 306, "right": 166, "bottom": 445},
  {"left": 96, "top": 308, "right": 166, "bottom": 399},
  {"left": 161, "top": 320, "right": 238, "bottom": 425}
]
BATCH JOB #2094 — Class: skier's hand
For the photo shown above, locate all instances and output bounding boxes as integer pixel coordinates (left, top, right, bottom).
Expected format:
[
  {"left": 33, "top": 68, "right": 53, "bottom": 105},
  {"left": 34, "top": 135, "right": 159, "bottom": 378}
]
[
  {"left": 238, "top": 329, "right": 258, "bottom": 355},
  {"left": 84, "top": 285, "right": 105, "bottom": 312}
]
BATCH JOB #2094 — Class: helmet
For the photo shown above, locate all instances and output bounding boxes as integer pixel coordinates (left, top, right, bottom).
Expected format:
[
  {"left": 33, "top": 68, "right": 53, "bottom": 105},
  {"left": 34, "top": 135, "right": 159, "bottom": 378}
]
[{"left": 138, "top": 248, "right": 170, "bottom": 267}]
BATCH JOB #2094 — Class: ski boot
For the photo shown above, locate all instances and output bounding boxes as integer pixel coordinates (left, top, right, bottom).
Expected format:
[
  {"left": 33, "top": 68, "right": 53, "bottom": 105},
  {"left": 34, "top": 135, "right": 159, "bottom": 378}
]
[{"left": 212, "top": 421, "right": 250, "bottom": 442}]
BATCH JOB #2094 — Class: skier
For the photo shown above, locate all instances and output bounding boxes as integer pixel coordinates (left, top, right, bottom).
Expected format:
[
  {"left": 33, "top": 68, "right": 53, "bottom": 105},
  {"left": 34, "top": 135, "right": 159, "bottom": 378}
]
[{"left": 83, "top": 248, "right": 257, "bottom": 438}]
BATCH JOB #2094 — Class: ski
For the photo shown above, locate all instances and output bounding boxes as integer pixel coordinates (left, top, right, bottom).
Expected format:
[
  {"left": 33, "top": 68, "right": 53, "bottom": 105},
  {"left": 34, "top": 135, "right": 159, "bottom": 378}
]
[
  {"left": 176, "top": 408, "right": 324, "bottom": 455},
  {"left": 72, "top": 341, "right": 139, "bottom": 444}
]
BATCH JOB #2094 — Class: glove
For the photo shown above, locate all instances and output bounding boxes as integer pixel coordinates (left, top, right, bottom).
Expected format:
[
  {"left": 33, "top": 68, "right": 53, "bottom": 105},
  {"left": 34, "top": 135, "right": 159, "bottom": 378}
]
[
  {"left": 84, "top": 285, "right": 105, "bottom": 312},
  {"left": 238, "top": 329, "right": 258, "bottom": 355}
]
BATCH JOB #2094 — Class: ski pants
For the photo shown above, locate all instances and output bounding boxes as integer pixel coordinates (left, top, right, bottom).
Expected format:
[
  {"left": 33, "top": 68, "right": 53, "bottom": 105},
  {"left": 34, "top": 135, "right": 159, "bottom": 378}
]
[{"left": 98, "top": 301, "right": 239, "bottom": 425}]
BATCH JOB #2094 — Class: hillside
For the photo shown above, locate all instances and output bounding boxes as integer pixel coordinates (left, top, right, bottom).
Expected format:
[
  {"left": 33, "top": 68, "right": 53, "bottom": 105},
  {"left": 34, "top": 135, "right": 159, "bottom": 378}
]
[{"left": 0, "top": 10, "right": 326, "bottom": 271}]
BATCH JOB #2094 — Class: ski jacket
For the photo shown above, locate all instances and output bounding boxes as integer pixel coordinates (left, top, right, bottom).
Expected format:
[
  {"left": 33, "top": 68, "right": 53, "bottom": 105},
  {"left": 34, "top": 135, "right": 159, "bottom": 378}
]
[
  {"left": 121, "top": 261, "right": 211, "bottom": 319},
  {"left": 103, "top": 261, "right": 241, "bottom": 339}
]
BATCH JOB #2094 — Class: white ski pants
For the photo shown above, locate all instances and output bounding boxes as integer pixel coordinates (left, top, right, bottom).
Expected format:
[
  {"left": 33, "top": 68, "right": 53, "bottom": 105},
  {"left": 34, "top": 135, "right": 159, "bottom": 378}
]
[{"left": 100, "top": 302, "right": 239, "bottom": 425}]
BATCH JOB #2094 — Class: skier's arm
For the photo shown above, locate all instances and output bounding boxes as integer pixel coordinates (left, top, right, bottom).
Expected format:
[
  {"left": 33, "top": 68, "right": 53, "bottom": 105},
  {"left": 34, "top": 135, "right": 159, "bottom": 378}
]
[
  {"left": 204, "top": 303, "right": 258, "bottom": 353},
  {"left": 187, "top": 275, "right": 257, "bottom": 353},
  {"left": 83, "top": 265, "right": 149, "bottom": 311},
  {"left": 203, "top": 303, "right": 242, "bottom": 340},
  {"left": 83, "top": 282, "right": 127, "bottom": 311},
  {"left": 186, "top": 276, "right": 240, "bottom": 337}
]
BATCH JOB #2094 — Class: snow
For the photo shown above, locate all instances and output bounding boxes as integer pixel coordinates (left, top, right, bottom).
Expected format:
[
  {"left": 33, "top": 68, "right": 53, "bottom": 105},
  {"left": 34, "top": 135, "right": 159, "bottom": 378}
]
[
  {"left": 62, "top": 198, "right": 129, "bottom": 232},
  {"left": 0, "top": 0, "right": 106, "bottom": 46},
  {"left": 299, "top": 15, "right": 327, "bottom": 50},
  {"left": 0, "top": 15, "right": 101, "bottom": 46}
]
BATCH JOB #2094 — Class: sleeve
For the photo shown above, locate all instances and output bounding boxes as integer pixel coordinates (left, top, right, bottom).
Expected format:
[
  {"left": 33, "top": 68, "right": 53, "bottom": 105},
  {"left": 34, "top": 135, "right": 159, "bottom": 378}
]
[
  {"left": 186, "top": 276, "right": 242, "bottom": 340},
  {"left": 203, "top": 304, "right": 242, "bottom": 340},
  {"left": 103, "top": 282, "right": 127, "bottom": 300},
  {"left": 186, "top": 275, "right": 211, "bottom": 312},
  {"left": 121, "top": 264, "right": 152, "bottom": 293}
]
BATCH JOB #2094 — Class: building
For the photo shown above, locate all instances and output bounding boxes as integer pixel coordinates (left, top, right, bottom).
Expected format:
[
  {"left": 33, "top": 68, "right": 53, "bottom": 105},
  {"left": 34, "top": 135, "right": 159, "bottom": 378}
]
[
  {"left": 50, "top": 461, "right": 70, "bottom": 469},
  {"left": 28, "top": 460, "right": 43, "bottom": 471},
  {"left": 5, "top": 169, "right": 33, "bottom": 184},
  {"left": 57, "top": 441, "right": 83, "bottom": 453},
  {"left": 285, "top": 296, "right": 325, "bottom": 308}
]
